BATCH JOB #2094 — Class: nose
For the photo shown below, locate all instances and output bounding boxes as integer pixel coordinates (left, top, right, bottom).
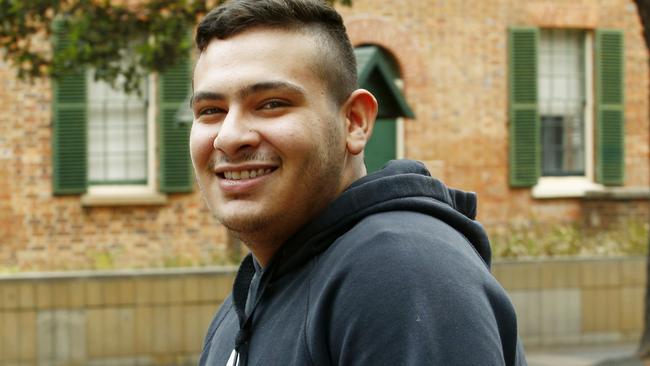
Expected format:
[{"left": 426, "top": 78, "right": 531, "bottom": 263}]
[{"left": 214, "top": 110, "right": 261, "bottom": 157}]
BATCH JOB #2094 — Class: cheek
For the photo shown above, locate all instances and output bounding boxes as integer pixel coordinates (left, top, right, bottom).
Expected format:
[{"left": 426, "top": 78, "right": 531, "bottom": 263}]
[
  {"left": 272, "top": 116, "right": 322, "bottom": 147},
  {"left": 189, "top": 124, "right": 216, "bottom": 166}
]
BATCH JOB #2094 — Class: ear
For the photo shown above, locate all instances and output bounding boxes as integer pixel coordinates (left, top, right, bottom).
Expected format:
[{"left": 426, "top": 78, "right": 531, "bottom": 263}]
[{"left": 343, "top": 89, "right": 378, "bottom": 155}]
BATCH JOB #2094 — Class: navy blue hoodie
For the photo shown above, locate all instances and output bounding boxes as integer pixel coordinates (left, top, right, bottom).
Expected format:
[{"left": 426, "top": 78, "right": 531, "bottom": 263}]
[{"left": 199, "top": 160, "right": 527, "bottom": 365}]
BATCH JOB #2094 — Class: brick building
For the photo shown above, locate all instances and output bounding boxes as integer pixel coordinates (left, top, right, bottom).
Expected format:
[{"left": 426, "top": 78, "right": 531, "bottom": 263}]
[{"left": 0, "top": 0, "right": 648, "bottom": 270}]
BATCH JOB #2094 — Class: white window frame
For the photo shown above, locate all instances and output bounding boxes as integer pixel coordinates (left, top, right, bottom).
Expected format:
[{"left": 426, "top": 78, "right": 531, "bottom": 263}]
[{"left": 81, "top": 74, "right": 167, "bottom": 206}]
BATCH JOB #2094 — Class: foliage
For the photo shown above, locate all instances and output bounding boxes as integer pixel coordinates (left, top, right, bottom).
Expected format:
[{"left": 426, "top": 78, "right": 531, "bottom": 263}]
[
  {"left": 0, "top": 0, "right": 351, "bottom": 94},
  {"left": 92, "top": 250, "right": 115, "bottom": 270},
  {"left": 490, "top": 219, "right": 648, "bottom": 259},
  {"left": 0, "top": 265, "right": 19, "bottom": 274}
]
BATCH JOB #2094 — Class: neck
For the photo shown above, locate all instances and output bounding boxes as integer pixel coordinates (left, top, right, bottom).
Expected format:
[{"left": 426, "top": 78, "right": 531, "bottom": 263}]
[
  {"left": 245, "top": 243, "right": 281, "bottom": 268},
  {"left": 231, "top": 229, "right": 284, "bottom": 268}
]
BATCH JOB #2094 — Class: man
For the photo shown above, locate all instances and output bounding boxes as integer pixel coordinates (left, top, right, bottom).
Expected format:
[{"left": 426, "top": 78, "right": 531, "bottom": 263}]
[{"left": 190, "top": 0, "right": 527, "bottom": 365}]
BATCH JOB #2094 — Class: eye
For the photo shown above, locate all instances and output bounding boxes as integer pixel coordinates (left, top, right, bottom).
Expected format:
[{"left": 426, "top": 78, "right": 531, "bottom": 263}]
[
  {"left": 197, "top": 107, "right": 225, "bottom": 117},
  {"left": 259, "top": 100, "right": 289, "bottom": 110}
]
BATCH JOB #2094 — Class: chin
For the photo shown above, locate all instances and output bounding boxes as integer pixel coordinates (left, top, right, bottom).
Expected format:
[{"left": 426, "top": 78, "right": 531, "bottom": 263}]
[{"left": 217, "top": 212, "right": 271, "bottom": 235}]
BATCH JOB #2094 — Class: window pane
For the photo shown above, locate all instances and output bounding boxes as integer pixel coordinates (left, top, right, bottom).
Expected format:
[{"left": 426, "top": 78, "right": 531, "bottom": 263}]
[
  {"left": 539, "top": 29, "right": 586, "bottom": 176},
  {"left": 86, "top": 72, "right": 148, "bottom": 184},
  {"left": 541, "top": 116, "right": 563, "bottom": 174}
]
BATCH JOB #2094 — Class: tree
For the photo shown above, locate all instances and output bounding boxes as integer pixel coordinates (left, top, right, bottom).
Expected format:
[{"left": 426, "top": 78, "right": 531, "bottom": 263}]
[
  {"left": 0, "top": 0, "right": 350, "bottom": 94},
  {"left": 633, "top": 0, "right": 650, "bottom": 360},
  {"left": 0, "top": 0, "right": 212, "bottom": 94}
]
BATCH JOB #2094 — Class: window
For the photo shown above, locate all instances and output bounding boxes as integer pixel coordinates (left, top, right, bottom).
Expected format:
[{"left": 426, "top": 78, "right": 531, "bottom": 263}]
[
  {"left": 508, "top": 27, "right": 624, "bottom": 196},
  {"left": 51, "top": 21, "right": 194, "bottom": 203},
  {"left": 87, "top": 72, "right": 149, "bottom": 185},
  {"left": 539, "top": 29, "right": 587, "bottom": 177}
]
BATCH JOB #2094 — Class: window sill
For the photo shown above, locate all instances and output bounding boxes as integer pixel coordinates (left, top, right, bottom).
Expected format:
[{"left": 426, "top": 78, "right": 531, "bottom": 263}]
[
  {"left": 532, "top": 176, "right": 604, "bottom": 199},
  {"left": 81, "top": 185, "right": 168, "bottom": 206}
]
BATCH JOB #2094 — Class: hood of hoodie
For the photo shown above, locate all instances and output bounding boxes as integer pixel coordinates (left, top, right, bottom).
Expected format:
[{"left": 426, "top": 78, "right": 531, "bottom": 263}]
[{"left": 270, "top": 159, "right": 492, "bottom": 280}]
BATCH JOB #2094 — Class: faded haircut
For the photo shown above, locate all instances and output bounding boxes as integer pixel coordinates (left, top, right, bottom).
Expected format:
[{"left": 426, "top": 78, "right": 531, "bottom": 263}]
[{"left": 195, "top": 0, "right": 358, "bottom": 105}]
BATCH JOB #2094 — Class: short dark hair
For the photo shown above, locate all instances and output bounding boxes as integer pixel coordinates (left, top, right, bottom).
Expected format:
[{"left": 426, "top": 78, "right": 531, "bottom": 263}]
[{"left": 195, "top": 0, "right": 358, "bottom": 105}]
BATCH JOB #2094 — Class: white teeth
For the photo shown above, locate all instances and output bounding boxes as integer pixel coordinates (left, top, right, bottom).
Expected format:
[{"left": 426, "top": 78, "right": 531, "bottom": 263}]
[{"left": 222, "top": 168, "right": 274, "bottom": 180}]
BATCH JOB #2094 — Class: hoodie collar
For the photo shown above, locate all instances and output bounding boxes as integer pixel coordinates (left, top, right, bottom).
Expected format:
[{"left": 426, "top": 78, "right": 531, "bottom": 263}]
[{"left": 271, "top": 159, "right": 490, "bottom": 279}]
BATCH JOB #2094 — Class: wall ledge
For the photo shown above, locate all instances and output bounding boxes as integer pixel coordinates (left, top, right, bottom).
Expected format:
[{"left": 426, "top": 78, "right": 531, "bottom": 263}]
[
  {"left": 583, "top": 187, "right": 650, "bottom": 200},
  {"left": 0, "top": 265, "right": 239, "bottom": 281},
  {"left": 493, "top": 255, "right": 646, "bottom": 265}
]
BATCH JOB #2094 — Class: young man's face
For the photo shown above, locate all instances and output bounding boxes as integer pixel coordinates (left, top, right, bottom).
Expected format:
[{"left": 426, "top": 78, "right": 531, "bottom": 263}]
[{"left": 190, "top": 28, "right": 351, "bottom": 246}]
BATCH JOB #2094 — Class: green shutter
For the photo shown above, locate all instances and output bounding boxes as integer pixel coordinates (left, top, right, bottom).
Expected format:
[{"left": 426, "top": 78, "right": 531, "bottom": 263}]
[
  {"left": 365, "top": 118, "right": 397, "bottom": 173},
  {"left": 595, "top": 29, "right": 624, "bottom": 186},
  {"left": 159, "top": 51, "right": 193, "bottom": 193},
  {"left": 508, "top": 27, "right": 540, "bottom": 187},
  {"left": 52, "top": 20, "right": 87, "bottom": 195}
]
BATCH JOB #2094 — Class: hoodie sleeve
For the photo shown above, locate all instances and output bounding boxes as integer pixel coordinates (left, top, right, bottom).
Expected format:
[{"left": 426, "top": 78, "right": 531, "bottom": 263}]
[{"left": 306, "top": 211, "right": 526, "bottom": 366}]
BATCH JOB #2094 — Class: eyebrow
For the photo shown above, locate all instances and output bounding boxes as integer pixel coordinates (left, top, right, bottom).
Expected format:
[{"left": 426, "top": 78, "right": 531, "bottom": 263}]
[
  {"left": 190, "top": 81, "right": 307, "bottom": 107},
  {"left": 190, "top": 91, "right": 226, "bottom": 108},
  {"left": 239, "top": 81, "right": 307, "bottom": 100}
]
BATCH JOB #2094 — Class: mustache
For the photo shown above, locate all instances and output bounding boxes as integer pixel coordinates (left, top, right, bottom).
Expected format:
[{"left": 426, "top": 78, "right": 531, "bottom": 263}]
[{"left": 209, "top": 151, "right": 280, "bottom": 166}]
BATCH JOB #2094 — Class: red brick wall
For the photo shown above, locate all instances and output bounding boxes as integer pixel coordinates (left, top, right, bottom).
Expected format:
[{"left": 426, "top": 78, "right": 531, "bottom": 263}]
[
  {"left": 0, "top": 0, "right": 647, "bottom": 269},
  {"left": 582, "top": 196, "right": 650, "bottom": 229},
  {"left": 0, "top": 56, "right": 228, "bottom": 269},
  {"left": 339, "top": 0, "right": 649, "bottom": 227}
]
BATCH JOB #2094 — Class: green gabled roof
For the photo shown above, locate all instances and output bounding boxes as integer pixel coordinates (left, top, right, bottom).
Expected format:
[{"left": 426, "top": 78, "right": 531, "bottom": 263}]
[{"left": 354, "top": 46, "right": 415, "bottom": 119}]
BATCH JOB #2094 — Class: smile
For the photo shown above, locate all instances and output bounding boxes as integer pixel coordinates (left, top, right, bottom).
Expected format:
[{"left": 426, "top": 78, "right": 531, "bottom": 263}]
[{"left": 222, "top": 168, "right": 274, "bottom": 180}]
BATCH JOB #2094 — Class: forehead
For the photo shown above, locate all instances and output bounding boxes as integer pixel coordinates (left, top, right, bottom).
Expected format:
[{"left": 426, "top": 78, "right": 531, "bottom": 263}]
[{"left": 193, "top": 27, "right": 324, "bottom": 95}]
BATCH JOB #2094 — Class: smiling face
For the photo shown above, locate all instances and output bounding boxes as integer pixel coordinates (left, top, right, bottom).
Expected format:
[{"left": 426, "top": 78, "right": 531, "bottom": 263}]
[{"left": 190, "top": 27, "right": 360, "bottom": 260}]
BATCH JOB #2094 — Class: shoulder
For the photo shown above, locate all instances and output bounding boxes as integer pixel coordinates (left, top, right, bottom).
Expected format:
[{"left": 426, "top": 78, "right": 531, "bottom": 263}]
[
  {"left": 305, "top": 212, "right": 519, "bottom": 365},
  {"left": 309, "top": 210, "right": 521, "bottom": 339},
  {"left": 322, "top": 210, "right": 489, "bottom": 282},
  {"left": 310, "top": 210, "right": 509, "bottom": 317}
]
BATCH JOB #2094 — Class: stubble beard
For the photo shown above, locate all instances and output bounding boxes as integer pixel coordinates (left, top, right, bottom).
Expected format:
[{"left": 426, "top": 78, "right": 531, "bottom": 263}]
[
  {"left": 201, "top": 117, "right": 346, "bottom": 248},
  {"left": 200, "top": 151, "right": 281, "bottom": 235},
  {"left": 199, "top": 185, "right": 273, "bottom": 238},
  {"left": 219, "top": 210, "right": 271, "bottom": 240}
]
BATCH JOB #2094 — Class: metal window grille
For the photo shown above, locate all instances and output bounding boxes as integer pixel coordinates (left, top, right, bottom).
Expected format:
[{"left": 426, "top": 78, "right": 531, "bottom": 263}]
[
  {"left": 87, "top": 73, "right": 149, "bottom": 185},
  {"left": 539, "top": 29, "right": 586, "bottom": 176}
]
